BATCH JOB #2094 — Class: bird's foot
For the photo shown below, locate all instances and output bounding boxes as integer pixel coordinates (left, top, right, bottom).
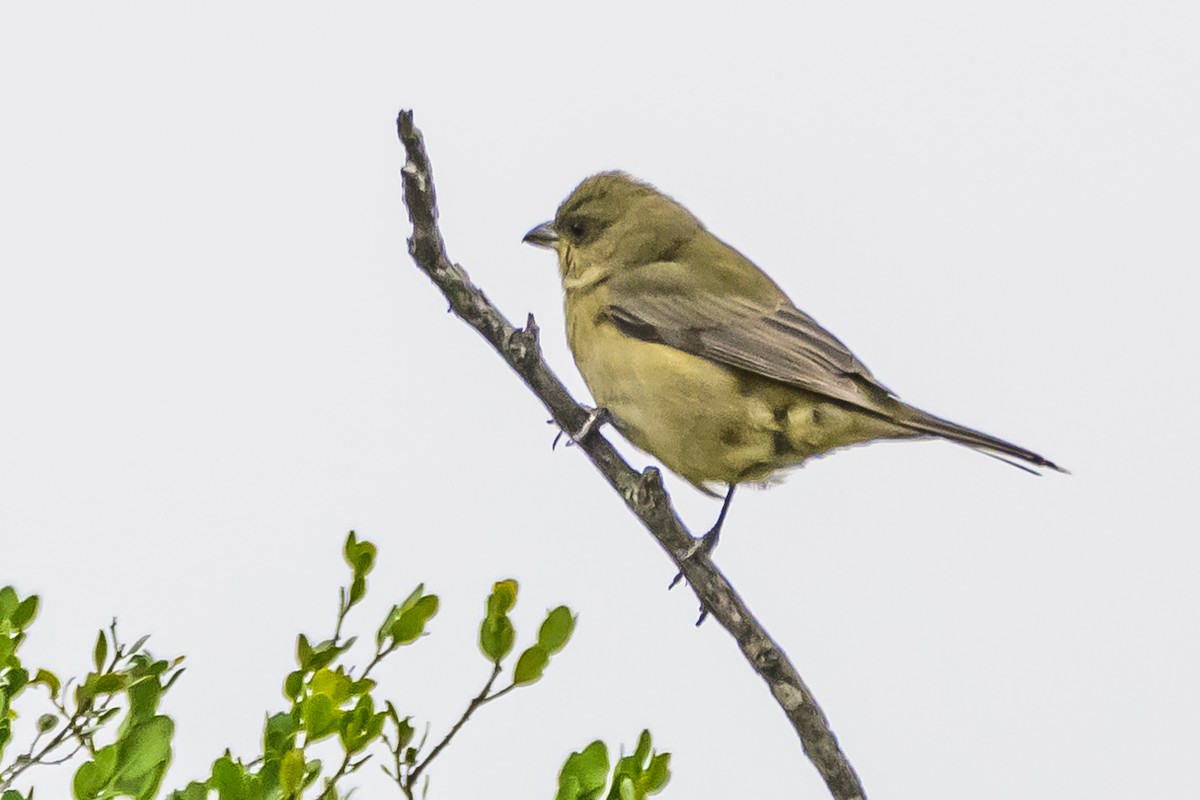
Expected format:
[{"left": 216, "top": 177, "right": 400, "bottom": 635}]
[
  {"left": 550, "top": 406, "right": 610, "bottom": 450},
  {"left": 669, "top": 526, "right": 724, "bottom": 625},
  {"left": 668, "top": 526, "right": 721, "bottom": 590},
  {"left": 668, "top": 486, "right": 736, "bottom": 626}
]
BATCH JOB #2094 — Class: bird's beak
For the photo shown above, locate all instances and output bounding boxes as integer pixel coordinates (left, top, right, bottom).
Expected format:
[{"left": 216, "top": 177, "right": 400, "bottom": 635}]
[{"left": 522, "top": 222, "right": 559, "bottom": 249}]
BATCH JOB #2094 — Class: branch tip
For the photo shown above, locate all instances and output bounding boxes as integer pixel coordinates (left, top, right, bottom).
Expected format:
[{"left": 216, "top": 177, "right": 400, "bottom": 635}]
[
  {"left": 506, "top": 324, "right": 541, "bottom": 367},
  {"left": 633, "top": 467, "right": 665, "bottom": 505}
]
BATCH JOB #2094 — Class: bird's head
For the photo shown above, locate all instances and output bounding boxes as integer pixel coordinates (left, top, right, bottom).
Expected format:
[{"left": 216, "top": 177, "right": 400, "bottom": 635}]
[{"left": 523, "top": 172, "right": 702, "bottom": 284}]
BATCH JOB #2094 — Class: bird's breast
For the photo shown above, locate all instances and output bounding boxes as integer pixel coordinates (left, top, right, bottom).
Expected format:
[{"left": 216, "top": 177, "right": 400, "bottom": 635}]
[
  {"left": 564, "top": 287, "right": 808, "bottom": 487},
  {"left": 561, "top": 286, "right": 908, "bottom": 487}
]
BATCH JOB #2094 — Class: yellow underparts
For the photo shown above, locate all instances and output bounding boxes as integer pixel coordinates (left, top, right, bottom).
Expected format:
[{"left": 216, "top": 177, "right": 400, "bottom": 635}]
[{"left": 564, "top": 285, "right": 906, "bottom": 490}]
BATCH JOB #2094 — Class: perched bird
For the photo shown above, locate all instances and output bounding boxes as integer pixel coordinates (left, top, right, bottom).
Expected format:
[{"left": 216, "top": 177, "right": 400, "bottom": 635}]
[{"left": 524, "top": 172, "right": 1063, "bottom": 551}]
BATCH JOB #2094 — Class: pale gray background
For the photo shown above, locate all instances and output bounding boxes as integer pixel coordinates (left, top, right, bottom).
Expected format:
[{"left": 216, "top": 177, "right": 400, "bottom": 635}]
[{"left": 2, "top": 2, "right": 1198, "bottom": 798}]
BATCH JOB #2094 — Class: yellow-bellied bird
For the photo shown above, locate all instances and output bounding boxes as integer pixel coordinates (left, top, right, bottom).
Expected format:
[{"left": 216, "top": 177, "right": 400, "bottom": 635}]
[{"left": 524, "top": 172, "right": 1064, "bottom": 552}]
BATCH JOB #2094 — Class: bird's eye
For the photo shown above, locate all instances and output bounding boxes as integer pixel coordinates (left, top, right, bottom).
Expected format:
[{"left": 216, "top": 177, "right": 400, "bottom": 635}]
[{"left": 568, "top": 220, "right": 588, "bottom": 240}]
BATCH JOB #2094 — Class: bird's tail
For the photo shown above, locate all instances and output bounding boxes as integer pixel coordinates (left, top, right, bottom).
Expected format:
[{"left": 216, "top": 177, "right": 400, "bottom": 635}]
[{"left": 892, "top": 405, "right": 1067, "bottom": 475}]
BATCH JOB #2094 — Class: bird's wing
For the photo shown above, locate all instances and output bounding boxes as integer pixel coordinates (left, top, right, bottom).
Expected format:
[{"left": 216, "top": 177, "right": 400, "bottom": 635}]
[{"left": 606, "top": 260, "right": 897, "bottom": 415}]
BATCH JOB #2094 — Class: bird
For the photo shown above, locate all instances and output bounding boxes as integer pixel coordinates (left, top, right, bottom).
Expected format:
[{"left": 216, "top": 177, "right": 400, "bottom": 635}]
[{"left": 523, "top": 171, "right": 1064, "bottom": 556}]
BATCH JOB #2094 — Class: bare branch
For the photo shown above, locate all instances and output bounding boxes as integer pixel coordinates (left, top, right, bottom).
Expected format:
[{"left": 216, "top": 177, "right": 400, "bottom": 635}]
[
  {"left": 396, "top": 110, "right": 867, "bottom": 800},
  {"left": 407, "top": 663, "right": 503, "bottom": 791}
]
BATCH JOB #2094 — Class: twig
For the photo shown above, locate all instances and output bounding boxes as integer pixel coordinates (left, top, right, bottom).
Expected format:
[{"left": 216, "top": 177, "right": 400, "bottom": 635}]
[
  {"left": 0, "top": 704, "right": 91, "bottom": 789},
  {"left": 405, "top": 664, "right": 506, "bottom": 794},
  {"left": 395, "top": 110, "right": 867, "bottom": 800},
  {"left": 321, "top": 749, "right": 367, "bottom": 798}
]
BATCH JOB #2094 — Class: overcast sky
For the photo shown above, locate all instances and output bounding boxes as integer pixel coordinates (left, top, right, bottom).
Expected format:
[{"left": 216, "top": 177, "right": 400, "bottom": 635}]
[{"left": 2, "top": 3, "right": 1198, "bottom": 798}]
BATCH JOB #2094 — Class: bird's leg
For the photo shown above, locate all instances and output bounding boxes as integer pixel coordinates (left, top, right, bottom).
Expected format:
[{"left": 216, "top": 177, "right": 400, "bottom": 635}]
[
  {"left": 551, "top": 406, "right": 611, "bottom": 450},
  {"left": 669, "top": 484, "right": 736, "bottom": 591},
  {"left": 695, "top": 483, "right": 735, "bottom": 557},
  {"left": 669, "top": 485, "right": 737, "bottom": 625}
]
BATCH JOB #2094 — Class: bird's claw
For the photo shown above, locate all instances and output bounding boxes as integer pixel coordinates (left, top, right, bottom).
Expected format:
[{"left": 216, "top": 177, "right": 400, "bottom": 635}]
[
  {"left": 668, "top": 526, "right": 721, "bottom": 590},
  {"left": 669, "top": 526, "right": 723, "bottom": 624},
  {"left": 550, "top": 406, "right": 610, "bottom": 450},
  {"left": 669, "top": 486, "right": 736, "bottom": 626},
  {"left": 574, "top": 406, "right": 610, "bottom": 443}
]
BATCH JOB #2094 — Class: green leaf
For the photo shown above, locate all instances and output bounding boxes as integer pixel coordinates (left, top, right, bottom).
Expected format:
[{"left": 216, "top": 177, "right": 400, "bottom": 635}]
[
  {"left": 310, "top": 667, "right": 353, "bottom": 703},
  {"left": 343, "top": 532, "right": 377, "bottom": 578},
  {"left": 3, "top": 789, "right": 30, "bottom": 800},
  {"left": 556, "top": 740, "right": 609, "bottom": 800},
  {"left": 0, "top": 635, "right": 14, "bottom": 665},
  {"left": 390, "top": 594, "right": 439, "bottom": 644},
  {"left": 283, "top": 670, "right": 304, "bottom": 702},
  {"left": 114, "top": 715, "right": 174, "bottom": 781},
  {"left": 37, "top": 713, "right": 58, "bottom": 733},
  {"left": 93, "top": 630, "right": 108, "bottom": 672},
  {"left": 350, "top": 544, "right": 374, "bottom": 575},
  {"left": 338, "top": 696, "right": 380, "bottom": 755},
  {"left": 365, "top": 710, "right": 387, "bottom": 742},
  {"left": 96, "top": 707, "right": 121, "bottom": 725},
  {"left": 296, "top": 634, "right": 313, "bottom": 668},
  {"left": 76, "top": 671, "right": 125, "bottom": 704},
  {"left": 263, "top": 710, "right": 300, "bottom": 758},
  {"left": 537, "top": 606, "right": 576, "bottom": 654},
  {"left": 397, "top": 584, "right": 425, "bottom": 614},
  {"left": 209, "top": 754, "right": 251, "bottom": 800},
  {"left": 632, "top": 730, "right": 651, "bottom": 767},
  {"left": 375, "top": 586, "right": 427, "bottom": 648},
  {"left": 126, "top": 675, "right": 164, "bottom": 725},
  {"left": 479, "top": 615, "right": 515, "bottom": 663},
  {"left": 352, "top": 692, "right": 375, "bottom": 718},
  {"left": 339, "top": 715, "right": 365, "bottom": 754},
  {"left": 73, "top": 744, "right": 118, "bottom": 800},
  {"left": 301, "top": 757, "right": 323, "bottom": 790},
  {"left": 645, "top": 753, "right": 671, "bottom": 793},
  {"left": 146, "top": 658, "right": 170, "bottom": 678},
  {"left": 279, "top": 748, "right": 306, "bottom": 795},
  {"left": 97, "top": 744, "right": 123, "bottom": 782},
  {"left": 348, "top": 676, "right": 376, "bottom": 696},
  {"left": 556, "top": 777, "right": 581, "bottom": 800},
  {"left": 162, "top": 665, "right": 186, "bottom": 694},
  {"left": 33, "top": 668, "right": 61, "bottom": 699},
  {"left": 302, "top": 693, "right": 341, "bottom": 741},
  {"left": 606, "top": 730, "right": 671, "bottom": 799},
  {"left": 0, "top": 587, "right": 17, "bottom": 621},
  {"left": 487, "top": 580, "right": 518, "bottom": 616},
  {"left": 166, "top": 782, "right": 208, "bottom": 800},
  {"left": 73, "top": 760, "right": 105, "bottom": 800},
  {"left": 376, "top": 604, "right": 401, "bottom": 648},
  {"left": 94, "top": 672, "right": 124, "bottom": 693},
  {"left": 479, "top": 580, "right": 522, "bottom": 664},
  {"left": 348, "top": 575, "right": 366, "bottom": 606},
  {"left": 4, "top": 666, "right": 28, "bottom": 694},
  {"left": 343, "top": 530, "right": 360, "bottom": 564},
  {"left": 299, "top": 638, "right": 345, "bottom": 672},
  {"left": 390, "top": 707, "right": 415, "bottom": 750},
  {"left": 10, "top": 595, "right": 38, "bottom": 629},
  {"left": 512, "top": 645, "right": 549, "bottom": 685}
]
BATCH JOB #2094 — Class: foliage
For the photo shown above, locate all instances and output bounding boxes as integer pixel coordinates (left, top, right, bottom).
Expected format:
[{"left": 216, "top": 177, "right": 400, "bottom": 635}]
[
  {"left": 555, "top": 730, "right": 670, "bottom": 800},
  {"left": 0, "top": 585, "right": 183, "bottom": 800},
  {"left": 0, "top": 534, "right": 670, "bottom": 799}
]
